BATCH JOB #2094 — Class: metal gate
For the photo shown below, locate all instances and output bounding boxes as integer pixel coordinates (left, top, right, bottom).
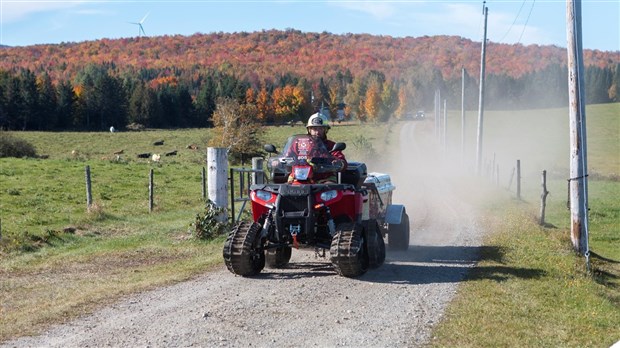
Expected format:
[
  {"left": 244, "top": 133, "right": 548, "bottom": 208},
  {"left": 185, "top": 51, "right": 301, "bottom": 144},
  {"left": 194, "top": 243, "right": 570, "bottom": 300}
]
[{"left": 229, "top": 166, "right": 267, "bottom": 226}]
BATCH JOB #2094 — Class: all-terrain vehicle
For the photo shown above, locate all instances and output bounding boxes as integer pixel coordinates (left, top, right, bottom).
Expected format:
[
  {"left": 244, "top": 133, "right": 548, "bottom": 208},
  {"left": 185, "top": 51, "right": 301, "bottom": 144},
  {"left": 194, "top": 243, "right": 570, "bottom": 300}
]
[{"left": 223, "top": 134, "right": 410, "bottom": 277}]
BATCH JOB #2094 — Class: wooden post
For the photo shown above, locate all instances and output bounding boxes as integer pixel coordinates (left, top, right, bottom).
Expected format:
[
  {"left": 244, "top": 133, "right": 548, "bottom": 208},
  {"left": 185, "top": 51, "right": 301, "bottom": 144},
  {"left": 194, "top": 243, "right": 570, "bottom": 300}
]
[
  {"left": 461, "top": 67, "right": 466, "bottom": 163},
  {"left": 435, "top": 89, "right": 441, "bottom": 139},
  {"left": 85, "top": 165, "right": 93, "bottom": 210},
  {"left": 207, "top": 147, "right": 228, "bottom": 223},
  {"left": 201, "top": 167, "right": 206, "bottom": 200},
  {"left": 516, "top": 159, "right": 521, "bottom": 200},
  {"left": 476, "top": 4, "right": 489, "bottom": 175},
  {"left": 508, "top": 167, "right": 515, "bottom": 190},
  {"left": 252, "top": 157, "right": 264, "bottom": 185},
  {"left": 149, "top": 169, "right": 154, "bottom": 213},
  {"left": 567, "top": 0, "right": 589, "bottom": 255},
  {"left": 540, "top": 170, "right": 550, "bottom": 225},
  {"left": 496, "top": 164, "right": 500, "bottom": 187},
  {"left": 443, "top": 99, "right": 448, "bottom": 151},
  {"left": 492, "top": 153, "right": 496, "bottom": 180}
]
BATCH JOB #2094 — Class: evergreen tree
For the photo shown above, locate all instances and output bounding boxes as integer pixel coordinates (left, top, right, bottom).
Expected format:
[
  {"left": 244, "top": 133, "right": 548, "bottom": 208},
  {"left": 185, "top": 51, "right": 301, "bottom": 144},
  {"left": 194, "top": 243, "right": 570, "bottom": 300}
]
[
  {"left": 19, "top": 69, "right": 39, "bottom": 130},
  {"left": 56, "top": 79, "right": 77, "bottom": 129},
  {"left": 195, "top": 74, "right": 217, "bottom": 127},
  {"left": 37, "top": 72, "right": 58, "bottom": 130}
]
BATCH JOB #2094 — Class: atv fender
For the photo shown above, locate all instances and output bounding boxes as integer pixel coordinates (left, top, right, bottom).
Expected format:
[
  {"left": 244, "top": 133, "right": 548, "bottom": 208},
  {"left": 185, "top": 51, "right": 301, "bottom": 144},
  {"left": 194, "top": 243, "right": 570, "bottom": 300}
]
[{"left": 385, "top": 204, "right": 405, "bottom": 224}]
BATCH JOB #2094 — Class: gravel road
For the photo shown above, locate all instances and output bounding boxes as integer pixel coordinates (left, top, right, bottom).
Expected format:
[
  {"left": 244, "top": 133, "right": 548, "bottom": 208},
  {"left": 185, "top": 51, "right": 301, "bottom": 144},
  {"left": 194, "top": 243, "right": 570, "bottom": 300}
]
[{"left": 2, "top": 121, "right": 485, "bottom": 348}]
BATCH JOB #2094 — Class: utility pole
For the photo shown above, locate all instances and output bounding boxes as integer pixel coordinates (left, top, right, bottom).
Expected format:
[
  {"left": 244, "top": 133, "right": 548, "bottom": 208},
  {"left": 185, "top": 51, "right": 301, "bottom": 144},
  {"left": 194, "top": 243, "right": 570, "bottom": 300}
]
[
  {"left": 443, "top": 99, "right": 448, "bottom": 151},
  {"left": 461, "top": 67, "right": 466, "bottom": 162},
  {"left": 567, "top": 0, "right": 590, "bottom": 257},
  {"left": 434, "top": 89, "right": 441, "bottom": 139},
  {"left": 476, "top": 3, "right": 488, "bottom": 175}
]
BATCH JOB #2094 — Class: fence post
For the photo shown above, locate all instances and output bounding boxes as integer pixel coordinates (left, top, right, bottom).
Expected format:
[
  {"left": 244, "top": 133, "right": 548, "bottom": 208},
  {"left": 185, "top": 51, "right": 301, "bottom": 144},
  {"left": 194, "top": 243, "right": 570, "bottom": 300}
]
[
  {"left": 540, "top": 170, "right": 549, "bottom": 225},
  {"left": 496, "top": 164, "right": 500, "bottom": 187},
  {"left": 207, "top": 147, "right": 228, "bottom": 223},
  {"left": 149, "top": 169, "right": 154, "bottom": 213},
  {"left": 252, "top": 157, "right": 264, "bottom": 185},
  {"left": 516, "top": 159, "right": 521, "bottom": 200},
  {"left": 201, "top": 167, "right": 206, "bottom": 200},
  {"left": 85, "top": 165, "right": 93, "bottom": 210},
  {"left": 508, "top": 167, "right": 515, "bottom": 191}
]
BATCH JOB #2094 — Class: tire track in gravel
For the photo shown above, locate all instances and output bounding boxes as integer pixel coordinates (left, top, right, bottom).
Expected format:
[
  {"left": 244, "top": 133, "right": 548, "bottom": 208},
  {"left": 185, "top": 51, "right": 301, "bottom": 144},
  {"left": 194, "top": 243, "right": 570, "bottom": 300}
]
[{"left": 2, "top": 121, "right": 485, "bottom": 348}]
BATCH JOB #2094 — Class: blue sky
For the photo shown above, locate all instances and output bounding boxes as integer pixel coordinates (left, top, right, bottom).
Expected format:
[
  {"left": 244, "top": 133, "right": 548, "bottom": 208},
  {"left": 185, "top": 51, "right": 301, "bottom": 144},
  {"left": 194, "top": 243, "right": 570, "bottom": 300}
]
[{"left": 1, "top": 0, "right": 618, "bottom": 51}]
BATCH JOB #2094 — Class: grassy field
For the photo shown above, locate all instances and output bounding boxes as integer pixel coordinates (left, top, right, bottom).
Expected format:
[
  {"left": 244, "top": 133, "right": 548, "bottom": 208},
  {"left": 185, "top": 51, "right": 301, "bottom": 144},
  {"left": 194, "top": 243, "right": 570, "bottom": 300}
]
[
  {"left": 0, "top": 104, "right": 618, "bottom": 345},
  {"left": 432, "top": 103, "right": 619, "bottom": 347},
  {"left": 0, "top": 122, "right": 393, "bottom": 340}
]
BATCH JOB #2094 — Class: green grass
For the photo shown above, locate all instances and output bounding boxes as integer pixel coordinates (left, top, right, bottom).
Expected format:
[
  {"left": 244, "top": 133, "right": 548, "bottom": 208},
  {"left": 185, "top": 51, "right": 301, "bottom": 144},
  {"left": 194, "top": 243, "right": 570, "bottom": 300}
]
[
  {"left": 432, "top": 204, "right": 619, "bottom": 348},
  {"left": 447, "top": 103, "right": 619, "bottom": 179},
  {"left": 431, "top": 103, "right": 619, "bottom": 347},
  {"left": 0, "top": 103, "right": 617, "bottom": 345},
  {"left": 0, "top": 122, "right": 393, "bottom": 341}
]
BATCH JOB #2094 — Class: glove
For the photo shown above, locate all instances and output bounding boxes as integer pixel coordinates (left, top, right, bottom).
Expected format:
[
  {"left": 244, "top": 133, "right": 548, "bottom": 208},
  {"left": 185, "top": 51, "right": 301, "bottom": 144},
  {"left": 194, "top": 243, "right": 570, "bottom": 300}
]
[{"left": 332, "top": 159, "right": 345, "bottom": 171}]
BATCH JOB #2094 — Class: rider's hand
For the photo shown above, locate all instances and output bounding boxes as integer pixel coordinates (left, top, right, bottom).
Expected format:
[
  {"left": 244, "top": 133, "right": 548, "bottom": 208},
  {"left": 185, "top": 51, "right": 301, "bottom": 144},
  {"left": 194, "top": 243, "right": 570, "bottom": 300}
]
[{"left": 332, "top": 159, "right": 345, "bottom": 171}]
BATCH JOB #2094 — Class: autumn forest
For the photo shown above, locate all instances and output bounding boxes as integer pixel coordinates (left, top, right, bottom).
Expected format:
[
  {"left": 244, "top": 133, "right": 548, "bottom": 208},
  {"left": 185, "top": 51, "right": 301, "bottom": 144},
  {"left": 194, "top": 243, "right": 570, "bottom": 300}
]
[{"left": 0, "top": 29, "right": 618, "bottom": 131}]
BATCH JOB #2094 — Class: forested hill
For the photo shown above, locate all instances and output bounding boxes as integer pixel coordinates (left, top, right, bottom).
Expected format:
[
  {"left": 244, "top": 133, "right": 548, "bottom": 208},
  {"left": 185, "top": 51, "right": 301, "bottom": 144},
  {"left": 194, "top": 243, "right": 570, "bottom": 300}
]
[
  {"left": 0, "top": 29, "right": 618, "bottom": 133},
  {"left": 0, "top": 29, "right": 616, "bottom": 84}
]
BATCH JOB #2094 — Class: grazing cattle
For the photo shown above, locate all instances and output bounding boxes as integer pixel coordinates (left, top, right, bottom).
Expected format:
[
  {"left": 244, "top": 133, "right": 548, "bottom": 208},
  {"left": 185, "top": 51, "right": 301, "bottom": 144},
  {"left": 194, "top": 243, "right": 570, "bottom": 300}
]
[
  {"left": 151, "top": 154, "right": 161, "bottom": 162},
  {"left": 110, "top": 126, "right": 116, "bottom": 133},
  {"left": 165, "top": 150, "right": 178, "bottom": 156},
  {"left": 153, "top": 140, "right": 164, "bottom": 146},
  {"left": 137, "top": 153, "right": 151, "bottom": 159},
  {"left": 186, "top": 144, "right": 198, "bottom": 150},
  {"left": 113, "top": 149, "right": 124, "bottom": 155}
]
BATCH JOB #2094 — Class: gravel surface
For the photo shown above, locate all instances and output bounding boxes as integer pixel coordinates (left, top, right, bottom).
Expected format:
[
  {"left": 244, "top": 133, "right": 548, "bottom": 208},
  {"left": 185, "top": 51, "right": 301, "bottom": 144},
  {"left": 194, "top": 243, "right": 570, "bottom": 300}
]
[{"left": 2, "top": 121, "right": 485, "bottom": 347}]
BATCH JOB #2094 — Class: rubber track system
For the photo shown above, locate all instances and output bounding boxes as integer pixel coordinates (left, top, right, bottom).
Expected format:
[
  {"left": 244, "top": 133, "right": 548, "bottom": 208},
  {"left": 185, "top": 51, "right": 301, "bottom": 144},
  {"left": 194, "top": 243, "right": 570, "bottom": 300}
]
[
  {"left": 223, "top": 221, "right": 265, "bottom": 276},
  {"left": 330, "top": 222, "right": 368, "bottom": 277},
  {"left": 266, "top": 246, "right": 292, "bottom": 268},
  {"left": 365, "top": 219, "right": 386, "bottom": 268}
]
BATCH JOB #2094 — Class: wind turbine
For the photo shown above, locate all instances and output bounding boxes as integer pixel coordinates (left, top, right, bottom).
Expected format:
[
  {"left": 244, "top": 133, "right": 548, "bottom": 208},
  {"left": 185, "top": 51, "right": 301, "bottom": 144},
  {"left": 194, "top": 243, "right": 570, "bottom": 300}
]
[{"left": 130, "top": 12, "right": 149, "bottom": 37}]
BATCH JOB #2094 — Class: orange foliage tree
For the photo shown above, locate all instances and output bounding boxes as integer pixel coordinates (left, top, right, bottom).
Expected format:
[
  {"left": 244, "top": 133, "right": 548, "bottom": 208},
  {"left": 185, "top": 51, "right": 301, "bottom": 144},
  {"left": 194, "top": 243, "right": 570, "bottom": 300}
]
[
  {"left": 272, "top": 85, "right": 305, "bottom": 123},
  {"left": 364, "top": 82, "right": 381, "bottom": 123}
]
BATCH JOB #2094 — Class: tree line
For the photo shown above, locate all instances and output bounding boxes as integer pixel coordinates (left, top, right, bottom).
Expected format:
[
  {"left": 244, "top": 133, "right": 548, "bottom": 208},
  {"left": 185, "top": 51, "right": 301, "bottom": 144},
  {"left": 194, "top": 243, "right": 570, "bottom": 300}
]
[{"left": 0, "top": 62, "right": 618, "bottom": 131}]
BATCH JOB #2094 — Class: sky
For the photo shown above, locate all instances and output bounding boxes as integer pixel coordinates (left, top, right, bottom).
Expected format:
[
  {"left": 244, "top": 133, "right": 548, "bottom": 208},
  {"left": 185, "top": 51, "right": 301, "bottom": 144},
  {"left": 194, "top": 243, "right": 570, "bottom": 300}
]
[{"left": 1, "top": 0, "right": 618, "bottom": 51}]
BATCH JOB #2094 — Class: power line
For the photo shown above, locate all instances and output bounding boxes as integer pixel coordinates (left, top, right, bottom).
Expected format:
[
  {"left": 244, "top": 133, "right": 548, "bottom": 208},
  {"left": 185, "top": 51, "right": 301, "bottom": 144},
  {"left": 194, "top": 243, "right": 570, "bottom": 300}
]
[
  {"left": 498, "top": 0, "right": 528, "bottom": 43},
  {"left": 517, "top": 0, "right": 536, "bottom": 45}
]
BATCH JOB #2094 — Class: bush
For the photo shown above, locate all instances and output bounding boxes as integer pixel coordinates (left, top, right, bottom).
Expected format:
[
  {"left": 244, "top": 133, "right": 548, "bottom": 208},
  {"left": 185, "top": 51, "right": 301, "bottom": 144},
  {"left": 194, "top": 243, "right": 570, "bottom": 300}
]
[
  {"left": 0, "top": 132, "right": 37, "bottom": 158},
  {"left": 190, "top": 200, "right": 228, "bottom": 240}
]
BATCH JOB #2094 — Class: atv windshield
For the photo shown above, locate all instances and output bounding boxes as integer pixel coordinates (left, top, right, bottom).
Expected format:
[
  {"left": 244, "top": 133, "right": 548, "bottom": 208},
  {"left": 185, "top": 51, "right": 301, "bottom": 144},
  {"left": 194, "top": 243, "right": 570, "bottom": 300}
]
[{"left": 274, "top": 134, "right": 343, "bottom": 174}]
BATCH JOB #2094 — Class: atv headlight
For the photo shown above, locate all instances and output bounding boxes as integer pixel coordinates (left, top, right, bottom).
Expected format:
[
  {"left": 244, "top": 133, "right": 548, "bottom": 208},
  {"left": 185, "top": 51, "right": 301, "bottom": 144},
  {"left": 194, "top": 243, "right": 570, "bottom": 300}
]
[
  {"left": 294, "top": 167, "right": 311, "bottom": 181},
  {"left": 255, "top": 190, "right": 273, "bottom": 202},
  {"left": 320, "top": 190, "right": 338, "bottom": 202}
]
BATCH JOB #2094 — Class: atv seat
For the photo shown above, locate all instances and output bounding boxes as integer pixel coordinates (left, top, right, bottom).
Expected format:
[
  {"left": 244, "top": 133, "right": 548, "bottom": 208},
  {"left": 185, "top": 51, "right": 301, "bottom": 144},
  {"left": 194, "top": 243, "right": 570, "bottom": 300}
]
[{"left": 340, "top": 162, "right": 367, "bottom": 188}]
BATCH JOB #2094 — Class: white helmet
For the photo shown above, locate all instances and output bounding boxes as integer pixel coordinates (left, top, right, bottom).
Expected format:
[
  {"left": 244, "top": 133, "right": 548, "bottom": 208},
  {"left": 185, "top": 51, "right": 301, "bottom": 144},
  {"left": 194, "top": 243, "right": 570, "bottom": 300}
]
[{"left": 306, "top": 112, "right": 331, "bottom": 129}]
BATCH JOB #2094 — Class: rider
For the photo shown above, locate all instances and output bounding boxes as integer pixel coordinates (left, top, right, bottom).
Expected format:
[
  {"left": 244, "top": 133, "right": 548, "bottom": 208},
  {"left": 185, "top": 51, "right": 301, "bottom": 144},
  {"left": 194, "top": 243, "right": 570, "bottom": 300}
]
[{"left": 305, "top": 112, "right": 347, "bottom": 182}]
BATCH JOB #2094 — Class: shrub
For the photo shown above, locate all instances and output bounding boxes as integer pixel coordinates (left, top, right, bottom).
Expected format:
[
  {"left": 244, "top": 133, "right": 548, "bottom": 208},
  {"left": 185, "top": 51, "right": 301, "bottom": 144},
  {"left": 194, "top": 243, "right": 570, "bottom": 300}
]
[
  {"left": 0, "top": 131, "right": 37, "bottom": 158},
  {"left": 190, "top": 200, "right": 228, "bottom": 240}
]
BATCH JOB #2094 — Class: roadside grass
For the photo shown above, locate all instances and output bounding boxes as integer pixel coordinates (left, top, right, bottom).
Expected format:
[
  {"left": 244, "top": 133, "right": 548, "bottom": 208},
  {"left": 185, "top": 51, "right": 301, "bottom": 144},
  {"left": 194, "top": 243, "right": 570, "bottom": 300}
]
[
  {"left": 0, "top": 122, "right": 391, "bottom": 341},
  {"left": 431, "top": 201, "right": 619, "bottom": 348},
  {"left": 432, "top": 103, "right": 619, "bottom": 347},
  {"left": 0, "top": 102, "right": 617, "bottom": 345}
]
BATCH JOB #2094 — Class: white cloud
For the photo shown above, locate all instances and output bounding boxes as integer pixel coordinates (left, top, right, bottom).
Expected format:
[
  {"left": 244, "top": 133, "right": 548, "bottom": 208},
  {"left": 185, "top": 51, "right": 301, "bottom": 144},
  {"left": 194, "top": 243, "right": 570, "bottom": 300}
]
[
  {"left": 1, "top": 0, "right": 86, "bottom": 23},
  {"left": 331, "top": 1, "right": 398, "bottom": 20}
]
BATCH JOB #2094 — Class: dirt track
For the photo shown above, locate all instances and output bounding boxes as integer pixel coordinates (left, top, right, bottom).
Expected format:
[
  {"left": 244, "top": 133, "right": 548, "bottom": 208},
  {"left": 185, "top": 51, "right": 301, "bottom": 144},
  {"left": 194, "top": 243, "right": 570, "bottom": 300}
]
[{"left": 2, "top": 121, "right": 485, "bottom": 347}]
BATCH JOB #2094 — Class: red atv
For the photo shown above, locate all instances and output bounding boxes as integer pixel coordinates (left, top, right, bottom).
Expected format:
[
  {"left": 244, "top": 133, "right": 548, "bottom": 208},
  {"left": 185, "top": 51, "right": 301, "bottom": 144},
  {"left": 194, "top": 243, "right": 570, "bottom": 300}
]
[{"left": 223, "top": 134, "right": 410, "bottom": 277}]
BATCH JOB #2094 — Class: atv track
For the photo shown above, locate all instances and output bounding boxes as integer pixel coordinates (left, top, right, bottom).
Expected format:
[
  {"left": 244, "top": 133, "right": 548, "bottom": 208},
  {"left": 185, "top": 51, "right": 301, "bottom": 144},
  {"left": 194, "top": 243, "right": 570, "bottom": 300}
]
[{"left": 2, "top": 121, "right": 485, "bottom": 347}]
